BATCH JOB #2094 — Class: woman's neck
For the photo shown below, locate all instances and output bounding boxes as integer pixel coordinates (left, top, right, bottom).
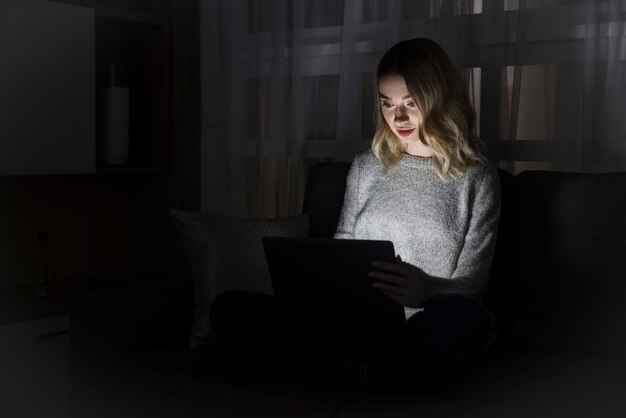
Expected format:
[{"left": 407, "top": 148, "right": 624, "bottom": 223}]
[{"left": 404, "top": 141, "right": 434, "bottom": 158}]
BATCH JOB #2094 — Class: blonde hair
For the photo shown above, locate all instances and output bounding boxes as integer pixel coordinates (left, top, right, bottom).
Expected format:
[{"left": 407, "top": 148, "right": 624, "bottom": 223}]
[{"left": 372, "top": 38, "right": 486, "bottom": 181}]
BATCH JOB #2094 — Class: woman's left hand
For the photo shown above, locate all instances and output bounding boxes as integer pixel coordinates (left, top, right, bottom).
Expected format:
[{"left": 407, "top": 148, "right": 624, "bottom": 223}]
[{"left": 369, "top": 255, "right": 416, "bottom": 303}]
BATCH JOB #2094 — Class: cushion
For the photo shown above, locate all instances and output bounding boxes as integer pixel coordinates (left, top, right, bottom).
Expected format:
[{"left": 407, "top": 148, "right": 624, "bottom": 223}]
[{"left": 170, "top": 209, "right": 309, "bottom": 347}]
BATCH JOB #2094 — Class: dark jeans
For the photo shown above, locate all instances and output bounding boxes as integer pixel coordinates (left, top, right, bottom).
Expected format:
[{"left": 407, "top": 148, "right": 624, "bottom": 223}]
[{"left": 209, "top": 290, "right": 495, "bottom": 386}]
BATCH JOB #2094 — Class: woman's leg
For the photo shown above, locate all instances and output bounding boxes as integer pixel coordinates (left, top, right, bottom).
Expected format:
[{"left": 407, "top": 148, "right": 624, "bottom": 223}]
[
  {"left": 209, "top": 289, "right": 358, "bottom": 384},
  {"left": 362, "top": 294, "right": 495, "bottom": 385}
]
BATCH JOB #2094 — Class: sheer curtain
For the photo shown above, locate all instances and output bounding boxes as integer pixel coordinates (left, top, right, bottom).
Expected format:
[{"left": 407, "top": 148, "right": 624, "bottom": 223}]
[{"left": 200, "top": 0, "right": 626, "bottom": 217}]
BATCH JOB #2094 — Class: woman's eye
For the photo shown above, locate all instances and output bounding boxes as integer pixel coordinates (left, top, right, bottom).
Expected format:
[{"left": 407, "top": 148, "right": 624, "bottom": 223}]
[
  {"left": 407, "top": 101, "right": 416, "bottom": 107},
  {"left": 381, "top": 101, "right": 393, "bottom": 108}
]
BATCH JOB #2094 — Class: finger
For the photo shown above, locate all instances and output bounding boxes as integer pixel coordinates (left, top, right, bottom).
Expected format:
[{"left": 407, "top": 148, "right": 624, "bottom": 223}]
[
  {"left": 368, "top": 271, "right": 410, "bottom": 286},
  {"left": 384, "top": 291, "right": 403, "bottom": 303},
  {"left": 371, "top": 261, "right": 412, "bottom": 277},
  {"left": 372, "top": 281, "right": 409, "bottom": 297}
]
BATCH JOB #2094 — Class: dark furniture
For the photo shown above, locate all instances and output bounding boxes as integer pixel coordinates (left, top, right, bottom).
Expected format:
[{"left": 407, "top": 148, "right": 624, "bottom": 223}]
[{"left": 71, "top": 162, "right": 626, "bottom": 418}]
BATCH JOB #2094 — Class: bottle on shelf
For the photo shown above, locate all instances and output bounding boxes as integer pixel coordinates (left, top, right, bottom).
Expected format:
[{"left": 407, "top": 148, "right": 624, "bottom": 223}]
[{"left": 98, "top": 64, "right": 130, "bottom": 166}]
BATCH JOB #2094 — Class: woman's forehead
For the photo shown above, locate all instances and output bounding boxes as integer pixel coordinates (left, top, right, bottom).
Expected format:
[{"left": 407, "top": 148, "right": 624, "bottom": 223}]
[{"left": 378, "top": 75, "right": 410, "bottom": 97}]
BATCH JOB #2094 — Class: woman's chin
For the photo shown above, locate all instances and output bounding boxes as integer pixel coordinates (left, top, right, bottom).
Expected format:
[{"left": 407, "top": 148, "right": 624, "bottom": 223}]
[{"left": 400, "top": 137, "right": 420, "bottom": 145}]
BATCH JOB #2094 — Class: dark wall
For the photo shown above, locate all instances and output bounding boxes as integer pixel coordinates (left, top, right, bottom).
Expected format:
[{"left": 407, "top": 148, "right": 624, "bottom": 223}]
[{"left": 0, "top": 0, "right": 200, "bottom": 288}]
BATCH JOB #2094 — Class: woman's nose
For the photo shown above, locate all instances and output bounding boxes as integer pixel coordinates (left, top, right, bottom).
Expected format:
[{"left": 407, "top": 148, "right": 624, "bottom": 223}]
[{"left": 395, "top": 105, "right": 408, "bottom": 121}]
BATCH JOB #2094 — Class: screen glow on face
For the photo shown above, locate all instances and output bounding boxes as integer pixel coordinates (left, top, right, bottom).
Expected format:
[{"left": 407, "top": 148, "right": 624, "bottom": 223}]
[{"left": 378, "top": 74, "right": 421, "bottom": 144}]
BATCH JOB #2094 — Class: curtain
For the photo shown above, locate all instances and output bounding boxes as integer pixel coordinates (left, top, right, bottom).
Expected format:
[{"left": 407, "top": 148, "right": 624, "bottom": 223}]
[{"left": 200, "top": 0, "right": 626, "bottom": 218}]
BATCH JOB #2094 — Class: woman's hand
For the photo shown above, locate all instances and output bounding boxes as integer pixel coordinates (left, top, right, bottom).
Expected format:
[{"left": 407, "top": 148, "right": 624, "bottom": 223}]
[{"left": 369, "top": 255, "right": 416, "bottom": 304}]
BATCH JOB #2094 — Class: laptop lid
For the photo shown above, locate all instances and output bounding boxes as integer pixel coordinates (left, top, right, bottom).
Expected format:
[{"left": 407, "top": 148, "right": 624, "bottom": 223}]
[{"left": 262, "top": 237, "right": 405, "bottom": 333}]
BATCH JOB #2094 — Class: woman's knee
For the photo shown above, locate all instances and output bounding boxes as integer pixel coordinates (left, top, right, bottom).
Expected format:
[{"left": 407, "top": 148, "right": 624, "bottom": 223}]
[
  {"left": 420, "top": 294, "right": 494, "bottom": 352},
  {"left": 209, "top": 290, "right": 275, "bottom": 330},
  {"left": 424, "top": 294, "right": 491, "bottom": 323},
  {"left": 210, "top": 290, "right": 251, "bottom": 328}
]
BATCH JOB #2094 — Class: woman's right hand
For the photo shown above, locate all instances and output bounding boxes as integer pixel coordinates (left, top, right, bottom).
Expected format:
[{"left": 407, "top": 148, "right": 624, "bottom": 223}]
[{"left": 369, "top": 255, "right": 416, "bottom": 304}]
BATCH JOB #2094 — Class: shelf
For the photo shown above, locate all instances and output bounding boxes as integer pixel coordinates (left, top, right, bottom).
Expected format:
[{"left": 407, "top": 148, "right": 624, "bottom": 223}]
[
  {"left": 95, "top": 8, "right": 171, "bottom": 174},
  {"left": 51, "top": 1, "right": 168, "bottom": 26},
  {"left": 0, "top": 282, "right": 70, "bottom": 326},
  {"left": 96, "top": 165, "right": 167, "bottom": 175},
  {"left": 96, "top": 5, "right": 167, "bottom": 27}
]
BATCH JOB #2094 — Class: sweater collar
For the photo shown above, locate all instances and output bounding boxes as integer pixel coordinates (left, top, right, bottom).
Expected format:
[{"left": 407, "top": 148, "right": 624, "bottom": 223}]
[{"left": 400, "top": 153, "right": 434, "bottom": 168}]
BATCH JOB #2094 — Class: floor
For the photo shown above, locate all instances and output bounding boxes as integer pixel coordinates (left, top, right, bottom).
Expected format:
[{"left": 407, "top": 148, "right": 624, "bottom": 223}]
[{"left": 0, "top": 315, "right": 70, "bottom": 418}]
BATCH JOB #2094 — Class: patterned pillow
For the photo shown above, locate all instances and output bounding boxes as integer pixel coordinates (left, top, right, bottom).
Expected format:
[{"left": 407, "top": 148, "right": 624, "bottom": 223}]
[{"left": 170, "top": 209, "right": 309, "bottom": 348}]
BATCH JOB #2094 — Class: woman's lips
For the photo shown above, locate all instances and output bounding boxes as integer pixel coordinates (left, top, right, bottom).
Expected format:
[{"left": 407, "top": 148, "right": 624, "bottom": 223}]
[{"left": 396, "top": 128, "right": 415, "bottom": 137}]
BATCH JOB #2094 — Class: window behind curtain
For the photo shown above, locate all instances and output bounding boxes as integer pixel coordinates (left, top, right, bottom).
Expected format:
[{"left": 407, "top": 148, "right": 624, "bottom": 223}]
[{"left": 201, "top": 0, "right": 626, "bottom": 216}]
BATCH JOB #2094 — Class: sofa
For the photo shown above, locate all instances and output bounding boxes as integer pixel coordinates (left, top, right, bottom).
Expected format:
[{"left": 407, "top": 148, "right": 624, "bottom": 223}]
[{"left": 71, "top": 162, "right": 626, "bottom": 418}]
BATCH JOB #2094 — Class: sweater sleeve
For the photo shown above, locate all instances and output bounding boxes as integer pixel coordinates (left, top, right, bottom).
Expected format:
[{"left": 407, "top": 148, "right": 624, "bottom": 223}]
[
  {"left": 404, "top": 165, "right": 501, "bottom": 307},
  {"left": 334, "top": 155, "right": 363, "bottom": 239}
]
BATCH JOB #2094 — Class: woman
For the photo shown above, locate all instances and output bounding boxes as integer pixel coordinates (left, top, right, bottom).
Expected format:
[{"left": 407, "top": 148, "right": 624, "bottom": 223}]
[{"left": 210, "top": 38, "right": 500, "bottom": 389}]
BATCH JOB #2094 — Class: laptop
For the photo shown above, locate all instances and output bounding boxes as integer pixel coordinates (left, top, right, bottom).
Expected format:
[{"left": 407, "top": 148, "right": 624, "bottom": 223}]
[{"left": 262, "top": 237, "right": 406, "bottom": 341}]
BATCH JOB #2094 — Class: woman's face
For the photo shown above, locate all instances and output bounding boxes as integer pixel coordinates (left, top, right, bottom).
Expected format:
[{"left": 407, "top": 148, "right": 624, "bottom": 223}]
[{"left": 378, "top": 74, "right": 422, "bottom": 146}]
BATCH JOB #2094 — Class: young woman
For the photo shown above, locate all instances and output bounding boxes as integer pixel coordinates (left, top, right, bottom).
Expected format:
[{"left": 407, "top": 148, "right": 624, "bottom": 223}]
[{"left": 210, "top": 38, "right": 500, "bottom": 389}]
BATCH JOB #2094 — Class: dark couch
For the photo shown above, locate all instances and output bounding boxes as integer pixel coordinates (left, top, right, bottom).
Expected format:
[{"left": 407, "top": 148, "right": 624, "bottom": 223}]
[{"left": 71, "top": 162, "right": 626, "bottom": 418}]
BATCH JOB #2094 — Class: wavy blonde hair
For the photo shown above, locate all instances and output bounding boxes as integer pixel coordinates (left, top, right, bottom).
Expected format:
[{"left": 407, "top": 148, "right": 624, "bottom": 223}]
[{"left": 372, "top": 38, "right": 486, "bottom": 181}]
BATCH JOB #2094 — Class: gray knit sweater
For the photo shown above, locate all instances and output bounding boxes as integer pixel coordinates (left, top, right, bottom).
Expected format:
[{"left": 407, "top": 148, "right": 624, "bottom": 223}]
[{"left": 334, "top": 150, "right": 501, "bottom": 315}]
